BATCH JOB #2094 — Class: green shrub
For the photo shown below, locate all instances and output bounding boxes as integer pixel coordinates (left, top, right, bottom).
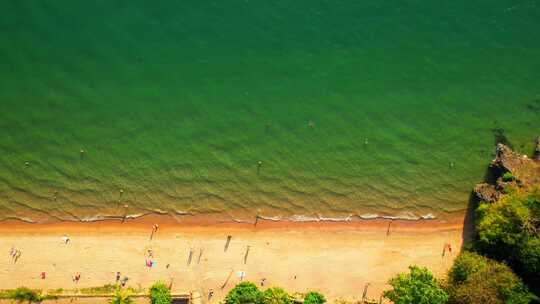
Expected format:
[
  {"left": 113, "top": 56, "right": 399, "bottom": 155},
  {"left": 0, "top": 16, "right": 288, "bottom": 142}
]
[
  {"left": 303, "top": 291, "right": 326, "bottom": 304},
  {"left": 6, "top": 287, "right": 55, "bottom": 303},
  {"left": 262, "top": 287, "right": 292, "bottom": 304},
  {"left": 447, "top": 252, "right": 489, "bottom": 285},
  {"left": 80, "top": 284, "right": 118, "bottom": 294},
  {"left": 110, "top": 288, "right": 133, "bottom": 304},
  {"left": 475, "top": 190, "right": 540, "bottom": 294},
  {"left": 149, "top": 282, "right": 172, "bottom": 304},
  {"left": 383, "top": 265, "right": 448, "bottom": 304},
  {"left": 502, "top": 172, "right": 517, "bottom": 182},
  {"left": 446, "top": 252, "right": 535, "bottom": 304},
  {"left": 224, "top": 282, "right": 262, "bottom": 304}
]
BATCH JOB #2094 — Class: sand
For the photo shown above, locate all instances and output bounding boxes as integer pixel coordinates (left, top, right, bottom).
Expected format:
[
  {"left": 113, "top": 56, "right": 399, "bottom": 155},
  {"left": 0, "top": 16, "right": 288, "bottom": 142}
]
[{"left": 0, "top": 215, "right": 465, "bottom": 303}]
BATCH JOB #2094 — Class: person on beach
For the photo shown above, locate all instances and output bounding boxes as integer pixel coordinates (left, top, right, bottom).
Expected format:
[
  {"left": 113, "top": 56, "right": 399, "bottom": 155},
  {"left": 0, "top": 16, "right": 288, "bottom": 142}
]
[
  {"left": 73, "top": 273, "right": 81, "bottom": 283},
  {"left": 442, "top": 243, "right": 452, "bottom": 257},
  {"left": 41, "top": 272, "right": 46, "bottom": 280},
  {"left": 116, "top": 272, "right": 121, "bottom": 284},
  {"left": 208, "top": 289, "right": 214, "bottom": 300},
  {"left": 120, "top": 276, "right": 129, "bottom": 287},
  {"left": 260, "top": 278, "right": 266, "bottom": 287},
  {"left": 9, "top": 247, "right": 16, "bottom": 262},
  {"left": 62, "top": 235, "right": 70, "bottom": 244},
  {"left": 14, "top": 250, "right": 21, "bottom": 263},
  {"left": 150, "top": 224, "right": 158, "bottom": 240}
]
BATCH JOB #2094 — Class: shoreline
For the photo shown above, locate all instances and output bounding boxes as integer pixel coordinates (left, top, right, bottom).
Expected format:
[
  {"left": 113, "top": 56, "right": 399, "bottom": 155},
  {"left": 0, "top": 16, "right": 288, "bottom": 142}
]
[{"left": 0, "top": 211, "right": 466, "bottom": 235}]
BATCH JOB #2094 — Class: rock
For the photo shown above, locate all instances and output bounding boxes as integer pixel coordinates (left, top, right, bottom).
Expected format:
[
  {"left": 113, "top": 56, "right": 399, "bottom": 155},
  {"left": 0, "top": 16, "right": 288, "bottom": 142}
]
[
  {"left": 474, "top": 183, "right": 501, "bottom": 203},
  {"left": 490, "top": 143, "right": 540, "bottom": 186},
  {"left": 474, "top": 139, "right": 540, "bottom": 203}
]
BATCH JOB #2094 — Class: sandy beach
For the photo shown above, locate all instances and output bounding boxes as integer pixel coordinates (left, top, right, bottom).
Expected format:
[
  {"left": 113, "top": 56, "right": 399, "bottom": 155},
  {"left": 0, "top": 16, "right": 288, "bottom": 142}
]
[{"left": 0, "top": 215, "right": 465, "bottom": 303}]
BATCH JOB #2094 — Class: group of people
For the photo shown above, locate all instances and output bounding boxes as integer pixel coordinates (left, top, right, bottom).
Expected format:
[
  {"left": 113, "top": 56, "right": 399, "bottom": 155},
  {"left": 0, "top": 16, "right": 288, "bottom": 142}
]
[{"left": 9, "top": 247, "right": 22, "bottom": 263}]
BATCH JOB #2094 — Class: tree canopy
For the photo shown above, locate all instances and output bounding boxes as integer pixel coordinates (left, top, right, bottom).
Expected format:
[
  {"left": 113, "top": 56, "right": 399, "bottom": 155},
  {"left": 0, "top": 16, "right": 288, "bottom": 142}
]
[
  {"left": 224, "top": 282, "right": 263, "bottom": 304},
  {"left": 446, "top": 252, "right": 535, "bottom": 304},
  {"left": 475, "top": 188, "right": 540, "bottom": 294},
  {"left": 262, "top": 287, "right": 292, "bottom": 304},
  {"left": 383, "top": 265, "right": 448, "bottom": 304},
  {"left": 303, "top": 291, "right": 326, "bottom": 304},
  {"left": 149, "top": 282, "right": 172, "bottom": 304}
]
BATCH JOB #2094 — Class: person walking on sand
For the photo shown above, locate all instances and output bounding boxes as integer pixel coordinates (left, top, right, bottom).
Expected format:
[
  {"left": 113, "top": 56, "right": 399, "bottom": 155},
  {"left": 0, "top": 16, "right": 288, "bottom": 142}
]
[
  {"left": 41, "top": 272, "right": 46, "bottom": 280},
  {"left": 442, "top": 243, "right": 452, "bottom": 257},
  {"left": 116, "top": 272, "right": 121, "bottom": 284},
  {"left": 150, "top": 224, "right": 159, "bottom": 240},
  {"left": 9, "top": 247, "right": 16, "bottom": 262},
  {"left": 14, "top": 250, "right": 21, "bottom": 263},
  {"left": 73, "top": 272, "right": 81, "bottom": 283}
]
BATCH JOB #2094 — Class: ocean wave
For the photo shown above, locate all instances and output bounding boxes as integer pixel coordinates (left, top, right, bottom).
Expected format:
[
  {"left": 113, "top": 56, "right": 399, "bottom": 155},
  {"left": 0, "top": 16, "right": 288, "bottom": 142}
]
[
  {"left": 0, "top": 210, "right": 438, "bottom": 224},
  {"left": 259, "top": 212, "right": 436, "bottom": 223}
]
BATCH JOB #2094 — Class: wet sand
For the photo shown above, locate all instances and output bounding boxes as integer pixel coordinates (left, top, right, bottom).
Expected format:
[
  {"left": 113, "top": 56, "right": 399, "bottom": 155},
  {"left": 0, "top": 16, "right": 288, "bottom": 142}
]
[{"left": 0, "top": 215, "right": 465, "bottom": 303}]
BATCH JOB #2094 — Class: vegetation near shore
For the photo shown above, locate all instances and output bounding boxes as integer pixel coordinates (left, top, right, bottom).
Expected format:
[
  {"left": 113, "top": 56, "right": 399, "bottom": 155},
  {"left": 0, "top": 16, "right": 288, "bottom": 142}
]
[
  {"left": 445, "top": 252, "right": 534, "bottom": 304},
  {"left": 383, "top": 265, "right": 448, "bottom": 304},
  {"left": 110, "top": 288, "right": 134, "bottom": 304},
  {"left": 223, "top": 282, "right": 325, "bottom": 304},
  {"left": 149, "top": 282, "right": 172, "bottom": 304},
  {"left": 0, "top": 287, "right": 57, "bottom": 304},
  {"left": 475, "top": 188, "right": 540, "bottom": 294}
]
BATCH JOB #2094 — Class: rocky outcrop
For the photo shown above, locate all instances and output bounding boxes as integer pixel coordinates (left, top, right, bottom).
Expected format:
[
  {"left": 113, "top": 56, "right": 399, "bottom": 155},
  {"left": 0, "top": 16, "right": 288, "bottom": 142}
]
[
  {"left": 474, "top": 183, "right": 501, "bottom": 203},
  {"left": 474, "top": 140, "right": 540, "bottom": 203}
]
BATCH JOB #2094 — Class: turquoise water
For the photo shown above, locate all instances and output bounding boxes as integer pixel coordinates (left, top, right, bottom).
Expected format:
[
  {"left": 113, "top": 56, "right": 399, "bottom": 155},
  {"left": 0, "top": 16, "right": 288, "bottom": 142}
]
[{"left": 0, "top": 1, "right": 539, "bottom": 222}]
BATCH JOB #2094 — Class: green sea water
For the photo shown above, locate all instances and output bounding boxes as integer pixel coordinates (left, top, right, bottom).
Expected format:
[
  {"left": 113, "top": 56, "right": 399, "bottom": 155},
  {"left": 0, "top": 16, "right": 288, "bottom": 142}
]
[{"left": 1, "top": 1, "right": 539, "bottom": 222}]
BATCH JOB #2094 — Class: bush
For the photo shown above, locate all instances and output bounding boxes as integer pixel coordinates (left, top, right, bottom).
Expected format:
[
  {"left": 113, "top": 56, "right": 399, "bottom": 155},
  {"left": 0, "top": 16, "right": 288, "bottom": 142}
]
[
  {"left": 303, "top": 291, "right": 326, "bottom": 304},
  {"left": 383, "top": 265, "right": 448, "bottom": 304},
  {"left": 149, "top": 282, "right": 172, "bottom": 304},
  {"left": 224, "top": 282, "right": 262, "bottom": 304},
  {"left": 80, "top": 284, "right": 118, "bottom": 294},
  {"left": 446, "top": 252, "right": 535, "bottom": 304},
  {"left": 110, "top": 288, "right": 133, "bottom": 304},
  {"left": 502, "top": 172, "right": 517, "bottom": 182},
  {"left": 6, "top": 287, "right": 55, "bottom": 303},
  {"left": 475, "top": 189, "right": 540, "bottom": 294},
  {"left": 262, "top": 287, "right": 292, "bottom": 304}
]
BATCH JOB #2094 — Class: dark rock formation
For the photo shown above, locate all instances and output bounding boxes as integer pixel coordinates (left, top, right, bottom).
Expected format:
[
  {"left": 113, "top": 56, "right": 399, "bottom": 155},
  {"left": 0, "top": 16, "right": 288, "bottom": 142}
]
[
  {"left": 474, "top": 140, "right": 540, "bottom": 203},
  {"left": 473, "top": 183, "right": 501, "bottom": 203}
]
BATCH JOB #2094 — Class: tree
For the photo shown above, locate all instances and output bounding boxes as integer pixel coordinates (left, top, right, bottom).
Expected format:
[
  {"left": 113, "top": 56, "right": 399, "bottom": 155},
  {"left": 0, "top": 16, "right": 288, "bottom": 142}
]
[
  {"left": 383, "top": 265, "right": 448, "bottom": 304},
  {"left": 475, "top": 189, "right": 540, "bottom": 294},
  {"left": 446, "top": 252, "right": 535, "bottom": 304},
  {"left": 224, "top": 282, "right": 263, "bottom": 304},
  {"left": 262, "top": 287, "right": 292, "bottom": 304},
  {"left": 149, "top": 282, "right": 172, "bottom": 304},
  {"left": 303, "top": 291, "right": 326, "bottom": 304},
  {"left": 110, "top": 288, "right": 133, "bottom": 304}
]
